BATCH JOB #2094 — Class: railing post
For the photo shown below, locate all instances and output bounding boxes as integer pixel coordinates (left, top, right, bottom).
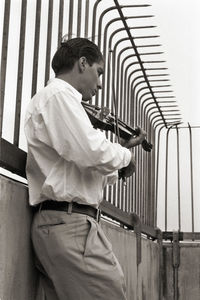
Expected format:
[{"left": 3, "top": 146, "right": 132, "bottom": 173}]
[
  {"left": 172, "top": 231, "right": 180, "bottom": 300},
  {"left": 156, "top": 228, "right": 163, "bottom": 300},
  {"left": 132, "top": 213, "right": 142, "bottom": 266}
]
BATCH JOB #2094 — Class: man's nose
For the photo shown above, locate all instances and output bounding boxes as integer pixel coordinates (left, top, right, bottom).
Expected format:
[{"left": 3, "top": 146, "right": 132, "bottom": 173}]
[{"left": 97, "top": 78, "right": 102, "bottom": 90}]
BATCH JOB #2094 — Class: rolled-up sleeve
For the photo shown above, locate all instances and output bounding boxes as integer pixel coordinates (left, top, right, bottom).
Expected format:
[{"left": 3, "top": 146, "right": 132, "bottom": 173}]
[{"left": 36, "top": 90, "right": 131, "bottom": 175}]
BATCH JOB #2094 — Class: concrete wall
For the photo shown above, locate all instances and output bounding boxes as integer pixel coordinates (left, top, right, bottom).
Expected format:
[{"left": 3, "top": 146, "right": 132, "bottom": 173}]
[
  {"left": 0, "top": 175, "right": 161, "bottom": 300},
  {"left": 163, "top": 244, "right": 200, "bottom": 300},
  {"left": 0, "top": 175, "right": 38, "bottom": 300},
  {"left": 102, "top": 222, "right": 160, "bottom": 300}
]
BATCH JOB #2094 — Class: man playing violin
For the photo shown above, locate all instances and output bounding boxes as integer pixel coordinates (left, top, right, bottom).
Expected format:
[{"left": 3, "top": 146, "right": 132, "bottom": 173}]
[{"left": 25, "top": 37, "right": 146, "bottom": 300}]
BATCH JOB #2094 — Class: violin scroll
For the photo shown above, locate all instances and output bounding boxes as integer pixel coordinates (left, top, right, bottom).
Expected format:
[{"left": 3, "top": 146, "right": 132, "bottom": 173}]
[{"left": 134, "top": 127, "right": 153, "bottom": 152}]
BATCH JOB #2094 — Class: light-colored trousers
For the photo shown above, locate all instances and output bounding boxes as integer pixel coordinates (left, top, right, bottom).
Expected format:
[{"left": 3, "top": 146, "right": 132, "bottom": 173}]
[{"left": 32, "top": 210, "right": 127, "bottom": 300}]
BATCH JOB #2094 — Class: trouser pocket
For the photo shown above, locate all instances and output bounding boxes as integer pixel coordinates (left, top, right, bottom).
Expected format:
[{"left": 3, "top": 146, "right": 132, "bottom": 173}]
[{"left": 83, "top": 217, "right": 116, "bottom": 271}]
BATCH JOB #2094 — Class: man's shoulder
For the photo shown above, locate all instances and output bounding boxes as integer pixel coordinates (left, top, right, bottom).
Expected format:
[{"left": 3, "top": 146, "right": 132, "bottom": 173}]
[{"left": 31, "top": 82, "right": 68, "bottom": 107}]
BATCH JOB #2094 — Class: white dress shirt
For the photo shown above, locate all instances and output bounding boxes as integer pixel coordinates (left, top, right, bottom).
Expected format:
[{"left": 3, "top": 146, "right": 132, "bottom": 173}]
[{"left": 24, "top": 78, "right": 131, "bottom": 208}]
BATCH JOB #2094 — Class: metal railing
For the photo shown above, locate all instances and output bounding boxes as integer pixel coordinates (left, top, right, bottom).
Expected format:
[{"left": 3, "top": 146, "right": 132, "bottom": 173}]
[
  {"left": 155, "top": 124, "right": 200, "bottom": 235},
  {"left": 1, "top": 0, "right": 199, "bottom": 242}
]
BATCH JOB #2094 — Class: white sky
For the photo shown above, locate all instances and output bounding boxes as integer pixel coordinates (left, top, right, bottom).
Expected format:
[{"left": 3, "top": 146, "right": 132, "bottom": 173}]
[{"left": 149, "top": 0, "right": 200, "bottom": 124}]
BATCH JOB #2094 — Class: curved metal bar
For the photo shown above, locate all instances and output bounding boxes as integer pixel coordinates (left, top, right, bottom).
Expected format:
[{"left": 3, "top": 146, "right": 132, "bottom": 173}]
[
  {"left": 98, "top": 5, "right": 151, "bottom": 48},
  {"left": 122, "top": 62, "right": 141, "bottom": 123},
  {"left": 145, "top": 104, "right": 179, "bottom": 125},
  {"left": 121, "top": 59, "right": 166, "bottom": 123},
  {"left": 128, "top": 73, "right": 170, "bottom": 123},
  {"left": 116, "top": 51, "right": 164, "bottom": 122},
  {"left": 152, "top": 118, "right": 182, "bottom": 129},
  {"left": 92, "top": 0, "right": 102, "bottom": 42},
  {"left": 128, "top": 69, "right": 170, "bottom": 128},
  {"left": 175, "top": 125, "right": 181, "bottom": 230},
  {"left": 98, "top": 6, "right": 121, "bottom": 48},
  {"left": 149, "top": 111, "right": 181, "bottom": 132},
  {"left": 135, "top": 84, "right": 172, "bottom": 127},
  {"left": 143, "top": 100, "right": 177, "bottom": 127},
  {"left": 148, "top": 108, "right": 180, "bottom": 121},
  {"left": 102, "top": 15, "right": 155, "bottom": 56},
  {"left": 108, "top": 50, "right": 165, "bottom": 110},
  {"left": 110, "top": 34, "right": 161, "bottom": 113},
  {"left": 154, "top": 124, "right": 166, "bottom": 225},
  {"left": 130, "top": 77, "right": 146, "bottom": 127},
  {"left": 134, "top": 69, "right": 169, "bottom": 99},
  {"left": 101, "top": 16, "right": 155, "bottom": 107},
  {"left": 165, "top": 125, "right": 174, "bottom": 230},
  {"left": 140, "top": 88, "right": 174, "bottom": 128},
  {"left": 113, "top": 0, "right": 167, "bottom": 127},
  {"left": 150, "top": 112, "right": 181, "bottom": 126},
  {"left": 108, "top": 25, "right": 157, "bottom": 50},
  {"left": 142, "top": 94, "right": 174, "bottom": 117},
  {"left": 165, "top": 125, "right": 179, "bottom": 231}
]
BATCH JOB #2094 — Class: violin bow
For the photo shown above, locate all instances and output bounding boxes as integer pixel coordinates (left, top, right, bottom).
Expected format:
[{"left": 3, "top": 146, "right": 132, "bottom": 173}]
[{"left": 108, "top": 48, "right": 128, "bottom": 183}]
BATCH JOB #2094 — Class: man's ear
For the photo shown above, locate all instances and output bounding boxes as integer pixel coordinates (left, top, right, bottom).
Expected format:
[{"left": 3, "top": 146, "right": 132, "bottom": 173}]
[{"left": 78, "top": 56, "right": 88, "bottom": 73}]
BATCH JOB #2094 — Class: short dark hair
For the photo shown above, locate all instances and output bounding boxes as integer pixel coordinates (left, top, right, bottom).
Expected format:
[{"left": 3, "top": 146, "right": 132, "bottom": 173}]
[{"left": 52, "top": 37, "right": 103, "bottom": 75}]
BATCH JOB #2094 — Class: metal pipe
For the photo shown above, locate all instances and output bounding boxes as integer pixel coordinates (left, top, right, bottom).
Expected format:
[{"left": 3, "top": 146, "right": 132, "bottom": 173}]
[
  {"left": 0, "top": 0, "right": 11, "bottom": 136},
  {"left": 176, "top": 126, "right": 181, "bottom": 230},
  {"left": 57, "top": 0, "right": 64, "bottom": 46},
  {"left": 92, "top": 0, "right": 102, "bottom": 42},
  {"left": 188, "top": 123, "right": 195, "bottom": 234},
  {"left": 31, "top": 0, "right": 41, "bottom": 97},
  {"left": 165, "top": 127, "right": 170, "bottom": 231},
  {"left": 68, "top": 0, "right": 74, "bottom": 39},
  {"left": 84, "top": 0, "right": 89, "bottom": 37},
  {"left": 45, "top": 0, "right": 53, "bottom": 85},
  {"left": 154, "top": 125, "right": 166, "bottom": 225},
  {"left": 76, "top": 0, "right": 82, "bottom": 37},
  {"left": 13, "top": 0, "right": 27, "bottom": 146}
]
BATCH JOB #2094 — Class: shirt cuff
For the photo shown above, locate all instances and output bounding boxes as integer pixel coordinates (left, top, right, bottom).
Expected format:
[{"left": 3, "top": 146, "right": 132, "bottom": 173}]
[{"left": 123, "top": 148, "right": 132, "bottom": 167}]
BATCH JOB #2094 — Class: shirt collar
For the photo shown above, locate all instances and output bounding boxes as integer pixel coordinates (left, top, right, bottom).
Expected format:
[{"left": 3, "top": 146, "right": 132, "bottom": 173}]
[{"left": 47, "top": 77, "right": 82, "bottom": 103}]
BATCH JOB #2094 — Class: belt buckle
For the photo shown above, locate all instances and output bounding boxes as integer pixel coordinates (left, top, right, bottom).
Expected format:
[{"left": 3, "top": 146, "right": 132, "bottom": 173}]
[{"left": 96, "top": 209, "right": 101, "bottom": 222}]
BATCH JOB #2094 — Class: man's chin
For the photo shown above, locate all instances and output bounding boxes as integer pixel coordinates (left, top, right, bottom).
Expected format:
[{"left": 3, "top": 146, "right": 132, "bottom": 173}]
[{"left": 82, "top": 95, "right": 92, "bottom": 102}]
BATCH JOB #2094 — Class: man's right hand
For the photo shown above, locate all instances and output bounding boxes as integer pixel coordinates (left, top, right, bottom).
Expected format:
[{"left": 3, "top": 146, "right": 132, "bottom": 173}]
[{"left": 119, "top": 153, "right": 136, "bottom": 179}]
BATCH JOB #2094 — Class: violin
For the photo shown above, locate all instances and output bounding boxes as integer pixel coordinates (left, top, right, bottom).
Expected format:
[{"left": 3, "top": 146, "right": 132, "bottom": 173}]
[{"left": 82, "top": 102, "right": 153, "bottom": 152}]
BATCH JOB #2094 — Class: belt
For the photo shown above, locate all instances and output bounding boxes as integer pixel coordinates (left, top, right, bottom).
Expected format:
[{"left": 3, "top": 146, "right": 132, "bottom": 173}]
[{"left": 36, "top": 200, "right": 101, "bottom": 222}]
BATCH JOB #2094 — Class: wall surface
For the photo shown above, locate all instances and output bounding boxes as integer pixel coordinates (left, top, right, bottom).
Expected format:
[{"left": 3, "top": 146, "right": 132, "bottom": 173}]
[
  {"left": 0, "top": 175, "right": 38, "bottom": 300},
  {"left": 0, "top": 175, "right": 161, "bottom": 300},
  {"left": 163, "top": 243, "right": 200, "bottom": 300},
  {"left": 102, "top": 222, "right": 160, "bottom": 300}
]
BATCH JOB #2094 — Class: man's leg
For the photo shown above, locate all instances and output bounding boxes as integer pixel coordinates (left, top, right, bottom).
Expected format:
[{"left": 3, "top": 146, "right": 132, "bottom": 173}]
[
  {"left": 34, "top": 257, "right": 60, "bottom": 300},
  {"left": 32, "top": 210, "right": 127, "bottom": 300}
]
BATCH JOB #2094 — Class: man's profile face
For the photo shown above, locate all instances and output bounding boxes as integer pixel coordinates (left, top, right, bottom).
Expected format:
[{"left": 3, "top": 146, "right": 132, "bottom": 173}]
[{"left": 80, "top": 59, "right": 104, "bottom": 101}]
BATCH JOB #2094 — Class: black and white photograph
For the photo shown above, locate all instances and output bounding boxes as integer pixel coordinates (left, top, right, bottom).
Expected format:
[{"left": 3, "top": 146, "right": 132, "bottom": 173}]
[{"left": 0, "top": 1, "right": 200, "bottom": 299}]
